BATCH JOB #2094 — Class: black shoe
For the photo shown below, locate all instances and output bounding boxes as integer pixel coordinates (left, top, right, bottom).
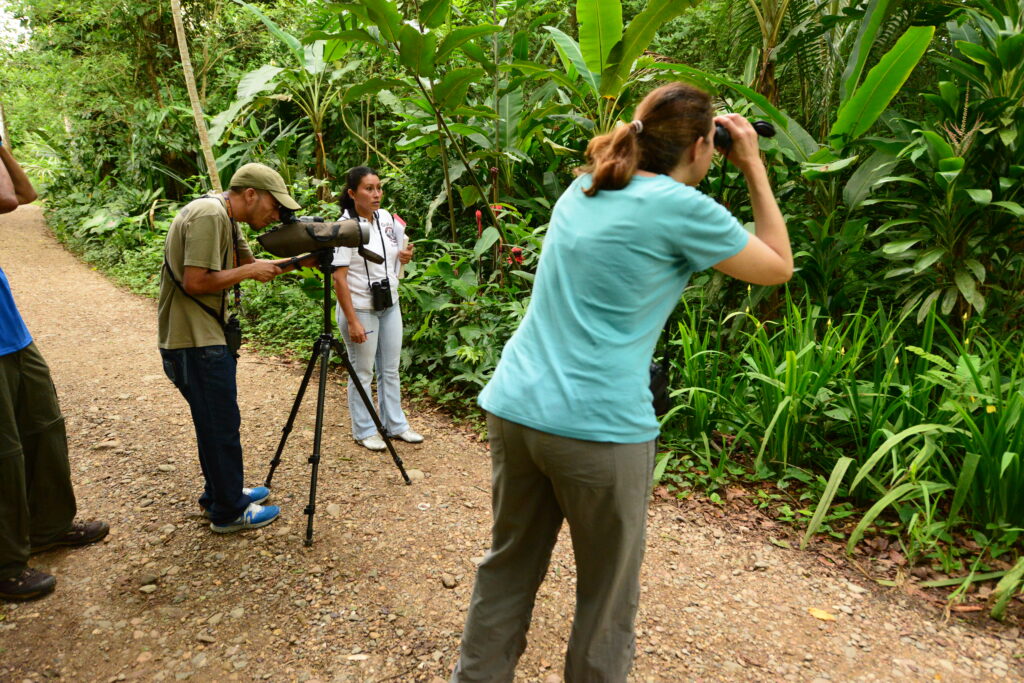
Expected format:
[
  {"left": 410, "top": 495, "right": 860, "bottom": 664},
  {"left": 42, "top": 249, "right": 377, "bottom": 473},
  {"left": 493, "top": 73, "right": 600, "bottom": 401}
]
[
  {"left": 31, "top": 520, "right": 110, "bottom": 554},
  {"left": 0, "top": 568, "right": 56, "bottom": 601}
]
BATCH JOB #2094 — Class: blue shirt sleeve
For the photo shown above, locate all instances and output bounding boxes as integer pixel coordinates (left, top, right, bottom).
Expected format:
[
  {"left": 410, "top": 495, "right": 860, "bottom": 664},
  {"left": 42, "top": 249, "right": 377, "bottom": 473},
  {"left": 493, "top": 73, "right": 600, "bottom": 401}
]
[{"left": 673, "top": 186, "right": 750, "bottom": 273}]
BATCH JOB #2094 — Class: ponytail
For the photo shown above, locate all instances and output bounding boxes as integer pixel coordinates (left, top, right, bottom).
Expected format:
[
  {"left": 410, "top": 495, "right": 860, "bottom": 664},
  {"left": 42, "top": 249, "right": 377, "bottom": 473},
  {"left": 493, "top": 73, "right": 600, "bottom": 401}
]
[
  {"left": 578, "top": 83, "right": 713, "bottom": 197},
  {"left": 582, "top": 123, "right": 641, "bottom": 197}
]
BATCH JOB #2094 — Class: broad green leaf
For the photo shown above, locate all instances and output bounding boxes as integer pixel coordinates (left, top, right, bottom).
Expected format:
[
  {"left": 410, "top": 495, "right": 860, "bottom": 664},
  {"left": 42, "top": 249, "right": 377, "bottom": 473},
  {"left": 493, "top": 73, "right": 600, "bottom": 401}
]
[
  {"left": 935, "top": 169, "right": 961, "bottom": 190},
  {"left": 419, "top": 0, "right": 449, "bottom": 28},
  {"left": 843, "top": 148, "right": 897, "bottom": 209},
  {"left": 871, "top": 217, "right": 921, "bottom": 237},
  {"left": 433, "top": 67, "right": 484, "bottom": 111},
  {"left": 882, "top": 238, "right": 921, "bottom": 254},
  {"left": 398, "top": 25, "right": 436, "bottom": 77},
  {"left": 965, "top": 259, "right": 985, "bottom": 283},
  {"left": 544, "top": 26, "right": 599, "bottom": 96},
  {"left": 916, "top": 289, "right": 942, "bottom": 323},
  {"left": 576, "top": 0, "right": 622, "bottom": 75},
  {"left": 913, "top": 247, "right": 945, "bottom": 273},
  {"left": 460, "top": 39, "right": 495, "bottom": 72},
  {"left": 993, "top": 200, "right": 1024, "bottom": 217},
  {"left": 956, "top": 41, "right": 1000, "bottom": 73},
  {"left": 801, "top": 155, "right": 859, "bottom": 179},
  {"left": 839, "top": 0, "right": 892, "bottom": 102},
  {"left": 357, "top": 0, "right": 403, "bottom": 44},
  {"left": 830, "top": 26, "right": 935, "bottom": 147},
  {"left": 497, "top": 89, "right": 525, "bottom": 151},
  {"left": 236, "top": 65, "right": 284, "bottom": 100},
  {"left": 965, "top": 188, "right": 992, "bottom": 205},
  {"left": 302, "top": 41, "right": 327, "bottom": 75},
  {"left": 941, "top": 286, "right": 958, "bottom": 315},
  {"left": 601, "top": 0, "right": 698, "bottom": 98},
  {"left": 954, "top": 270, "right": 985, "bottom": 312},
  {"left": 436, "top": 25, "right": 502, "bottom": 64},
  {"left": 937, "top": 156, "right": 965, "bottom": 172},
  {"left": 474, "top": 226, "right": 501, "bottom": 258},
  {"left": 917, "top": 129, "right": 954, "bottom": 165}
]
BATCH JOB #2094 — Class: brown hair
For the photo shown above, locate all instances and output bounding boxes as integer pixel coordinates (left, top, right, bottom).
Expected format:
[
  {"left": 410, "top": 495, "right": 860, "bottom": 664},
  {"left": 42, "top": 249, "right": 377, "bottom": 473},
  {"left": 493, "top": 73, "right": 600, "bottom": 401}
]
[{"left": 580, "top": 82, "right": 713, "bottom": 196}]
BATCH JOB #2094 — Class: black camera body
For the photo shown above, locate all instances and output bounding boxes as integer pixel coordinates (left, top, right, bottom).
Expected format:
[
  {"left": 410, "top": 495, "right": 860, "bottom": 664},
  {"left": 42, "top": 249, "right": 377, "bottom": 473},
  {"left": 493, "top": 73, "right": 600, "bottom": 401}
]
[
  {"left": 370, "top": 278, "right": 393, "bottom": 311},
  {"left": 224, "top": 314, "right": 243, "bottom": 358},
  {"left": 713, "top": 120, "right": 776, "bottom": 152}
]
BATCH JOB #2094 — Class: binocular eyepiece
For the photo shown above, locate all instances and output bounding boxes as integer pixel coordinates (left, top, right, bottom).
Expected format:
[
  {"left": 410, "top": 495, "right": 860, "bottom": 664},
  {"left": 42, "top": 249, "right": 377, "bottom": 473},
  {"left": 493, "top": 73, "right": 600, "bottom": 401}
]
[{"left": 713, "top": 120, "right": 776, "bottom": 153}]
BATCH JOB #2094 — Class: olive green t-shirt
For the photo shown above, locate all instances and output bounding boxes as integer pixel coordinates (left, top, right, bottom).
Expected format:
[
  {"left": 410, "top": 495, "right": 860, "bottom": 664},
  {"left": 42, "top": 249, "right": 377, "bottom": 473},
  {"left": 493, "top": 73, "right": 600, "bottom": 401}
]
[{"left": 158, "top": 196, "right": 253, "bottom": 349}]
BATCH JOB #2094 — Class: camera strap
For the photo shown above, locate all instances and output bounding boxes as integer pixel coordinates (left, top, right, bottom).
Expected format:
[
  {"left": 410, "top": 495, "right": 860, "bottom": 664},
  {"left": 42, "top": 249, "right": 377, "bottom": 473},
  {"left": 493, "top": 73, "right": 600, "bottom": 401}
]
[
  {"left": 220, "top": 194, "right": 243, "bottom": 310},
  {"left": 162, "top": 256, "right": 226, "bottom": 326},
  {"left": 362, "top": 210, "right": 389, "bottom": 289}
]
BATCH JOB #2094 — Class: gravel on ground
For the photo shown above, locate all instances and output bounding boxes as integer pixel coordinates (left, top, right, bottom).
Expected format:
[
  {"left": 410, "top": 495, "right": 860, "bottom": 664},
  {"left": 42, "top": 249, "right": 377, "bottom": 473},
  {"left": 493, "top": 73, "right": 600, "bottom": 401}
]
[{"left": 1, "top": 204, "right": 1021, "bottom": 682}]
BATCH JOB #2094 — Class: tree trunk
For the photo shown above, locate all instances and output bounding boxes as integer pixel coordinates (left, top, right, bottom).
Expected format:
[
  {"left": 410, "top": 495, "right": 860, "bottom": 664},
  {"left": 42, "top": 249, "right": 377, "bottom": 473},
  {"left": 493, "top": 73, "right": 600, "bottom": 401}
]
[{"left": 170, "top": 0, "right": 222, "bottom": 193}]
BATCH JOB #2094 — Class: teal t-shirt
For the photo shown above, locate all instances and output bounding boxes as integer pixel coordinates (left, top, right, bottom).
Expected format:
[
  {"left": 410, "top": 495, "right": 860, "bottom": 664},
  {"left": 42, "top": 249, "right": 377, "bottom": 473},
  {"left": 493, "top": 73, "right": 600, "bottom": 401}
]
[{"left": 479, "top": 173, "right": 750, "bottom": 443}]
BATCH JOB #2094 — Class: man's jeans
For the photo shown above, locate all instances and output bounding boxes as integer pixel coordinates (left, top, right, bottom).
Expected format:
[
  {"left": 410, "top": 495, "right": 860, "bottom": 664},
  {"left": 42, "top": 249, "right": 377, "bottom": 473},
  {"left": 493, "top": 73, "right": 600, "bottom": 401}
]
[
  {"left": 336, "top": 304, "right": 410, "bottom": 441},
  {"left": 160, "top": 345, "right": 252, "bottom": 524}
]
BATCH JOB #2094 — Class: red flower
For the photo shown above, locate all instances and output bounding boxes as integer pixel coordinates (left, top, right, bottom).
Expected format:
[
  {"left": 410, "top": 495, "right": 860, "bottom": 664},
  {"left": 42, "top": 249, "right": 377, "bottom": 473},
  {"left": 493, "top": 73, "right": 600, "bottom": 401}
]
[
  {"left": 475, "top": 209, "right": 482, "bottom": 238},
  {"left": 510, "top": 246, "right": 524, "bottom": 265}
]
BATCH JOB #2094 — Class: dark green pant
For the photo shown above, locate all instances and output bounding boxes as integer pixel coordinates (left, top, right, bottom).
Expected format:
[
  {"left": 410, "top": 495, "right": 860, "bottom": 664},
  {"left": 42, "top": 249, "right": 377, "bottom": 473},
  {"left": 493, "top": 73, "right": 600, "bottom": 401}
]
[
  {"left": 0, "top": 343, "right": 76, "bottom": 579},
  {"left": 452, "top": 414, "right": 656, "bottom": 683}
]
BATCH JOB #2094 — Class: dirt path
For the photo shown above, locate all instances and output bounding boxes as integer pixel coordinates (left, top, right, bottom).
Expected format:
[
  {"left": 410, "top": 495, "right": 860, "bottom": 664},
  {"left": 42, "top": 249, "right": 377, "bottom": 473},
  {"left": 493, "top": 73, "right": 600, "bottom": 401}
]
[{"left": 1, "top": 204, "right": 1021, "bottom": 682}]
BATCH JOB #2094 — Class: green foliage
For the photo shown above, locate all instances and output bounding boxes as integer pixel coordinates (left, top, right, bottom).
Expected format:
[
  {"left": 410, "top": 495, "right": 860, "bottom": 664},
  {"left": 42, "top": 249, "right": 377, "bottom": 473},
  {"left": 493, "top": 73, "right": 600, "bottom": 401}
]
[{"left": 6, "top": 0, "right": 1023, "bottom": 583}]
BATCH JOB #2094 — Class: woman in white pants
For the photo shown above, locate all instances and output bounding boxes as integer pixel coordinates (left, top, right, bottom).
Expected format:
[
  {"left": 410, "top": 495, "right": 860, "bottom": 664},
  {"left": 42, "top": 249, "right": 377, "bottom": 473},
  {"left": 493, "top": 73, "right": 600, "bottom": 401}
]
[{"left": 331, "top": 166, "right": 423, "bottom": 450}]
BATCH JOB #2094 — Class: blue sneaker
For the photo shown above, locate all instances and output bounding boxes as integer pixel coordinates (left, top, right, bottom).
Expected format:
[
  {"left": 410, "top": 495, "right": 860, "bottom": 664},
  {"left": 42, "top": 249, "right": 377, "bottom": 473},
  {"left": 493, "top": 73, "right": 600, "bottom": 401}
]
[
  {"left": 201, "top": 487, "right": 270, "bottom": 518},
  {"left": 209, "top": 503, "right": 280, "bottom": 533},
  {"left": 243, "top": 486, "right": 271, "bottom": 505}
]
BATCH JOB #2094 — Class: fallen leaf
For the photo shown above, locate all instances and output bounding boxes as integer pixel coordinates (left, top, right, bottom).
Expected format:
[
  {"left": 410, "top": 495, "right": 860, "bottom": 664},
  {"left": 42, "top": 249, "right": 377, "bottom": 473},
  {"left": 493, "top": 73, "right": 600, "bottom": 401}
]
[
  {"left": 346, "top": 653, "right": 370, "bottom": 661},
  {"left": 808, "top": 607, "right": 837, "bottom": 621}
]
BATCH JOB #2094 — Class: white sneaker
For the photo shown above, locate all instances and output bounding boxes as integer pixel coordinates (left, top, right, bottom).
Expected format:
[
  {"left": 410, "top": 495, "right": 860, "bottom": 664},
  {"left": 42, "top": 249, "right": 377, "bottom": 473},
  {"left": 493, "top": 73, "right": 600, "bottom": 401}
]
[
  {"left": 391, "top": 429, "right": 424, "bottom": 444},
  {"left": 357, "top": 434, "right": 387, "bottom": 451}
]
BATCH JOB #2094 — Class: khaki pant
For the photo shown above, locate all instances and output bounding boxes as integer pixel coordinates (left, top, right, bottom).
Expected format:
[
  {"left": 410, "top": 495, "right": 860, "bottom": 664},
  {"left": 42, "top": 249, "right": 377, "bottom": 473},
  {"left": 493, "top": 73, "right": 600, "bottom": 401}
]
[
  {"left": 452, "top": 414, "right": 655, "bottom": 683},
  {"left": 0, "top": 343, "right": 76, "bottom": 579}
]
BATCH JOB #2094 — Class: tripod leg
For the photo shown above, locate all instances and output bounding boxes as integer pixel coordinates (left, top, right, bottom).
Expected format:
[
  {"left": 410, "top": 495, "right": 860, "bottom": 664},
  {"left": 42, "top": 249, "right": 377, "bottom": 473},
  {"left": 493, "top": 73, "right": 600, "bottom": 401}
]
[
  {"left": 303, "top": 334, "right": 334, "bottom": 546},
  {"left": 264, "top": 337, "right": 323, "bottom": 489},
  {"left": 332, "top": 338, "right": 412, "bottom": 485}
]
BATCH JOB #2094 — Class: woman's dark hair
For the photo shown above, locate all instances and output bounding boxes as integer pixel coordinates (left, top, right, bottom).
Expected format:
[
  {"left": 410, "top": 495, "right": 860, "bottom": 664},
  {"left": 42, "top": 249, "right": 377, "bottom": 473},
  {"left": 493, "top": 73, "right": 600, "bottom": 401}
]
[
  {"left": 580, "top": 83, "right": 713, "bottom": 196},
  {"left": 339, "top": 165, "right": 381, "bottom": 217}
]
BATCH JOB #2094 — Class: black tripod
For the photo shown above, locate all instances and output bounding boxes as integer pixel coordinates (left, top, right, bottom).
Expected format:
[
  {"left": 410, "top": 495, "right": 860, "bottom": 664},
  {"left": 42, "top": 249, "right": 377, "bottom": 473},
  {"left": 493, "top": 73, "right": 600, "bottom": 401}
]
[{"left": 264, "top": 249, "right": 411, "bottom": 546}]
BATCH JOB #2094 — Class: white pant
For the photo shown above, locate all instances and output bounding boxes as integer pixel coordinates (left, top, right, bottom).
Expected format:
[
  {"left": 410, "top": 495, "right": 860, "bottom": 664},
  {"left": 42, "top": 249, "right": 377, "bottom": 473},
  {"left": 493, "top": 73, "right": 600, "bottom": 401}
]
[{"left": 336, "top": 303, "right": 410, "bottom": 441}]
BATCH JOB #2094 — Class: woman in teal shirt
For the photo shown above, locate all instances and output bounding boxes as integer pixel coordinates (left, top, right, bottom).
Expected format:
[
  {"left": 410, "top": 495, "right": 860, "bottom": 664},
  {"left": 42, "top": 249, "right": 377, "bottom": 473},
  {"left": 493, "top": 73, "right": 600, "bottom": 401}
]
[{"left": 452, "top": 83, "right": 793, "bottom": 682}]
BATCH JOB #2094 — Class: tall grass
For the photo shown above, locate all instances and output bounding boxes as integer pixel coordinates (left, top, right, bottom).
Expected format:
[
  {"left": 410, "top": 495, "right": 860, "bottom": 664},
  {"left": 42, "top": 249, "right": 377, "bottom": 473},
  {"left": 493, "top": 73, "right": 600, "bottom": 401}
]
[{"left": 658, "top": 295, "right": 1024, "bottom": 564}]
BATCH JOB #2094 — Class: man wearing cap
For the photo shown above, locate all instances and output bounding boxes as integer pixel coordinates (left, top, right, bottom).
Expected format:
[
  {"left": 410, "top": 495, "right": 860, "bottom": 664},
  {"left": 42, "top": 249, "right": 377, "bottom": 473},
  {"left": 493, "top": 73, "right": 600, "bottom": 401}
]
[{"left": 159, "top": 162, "right": 304, "bottom": 533}]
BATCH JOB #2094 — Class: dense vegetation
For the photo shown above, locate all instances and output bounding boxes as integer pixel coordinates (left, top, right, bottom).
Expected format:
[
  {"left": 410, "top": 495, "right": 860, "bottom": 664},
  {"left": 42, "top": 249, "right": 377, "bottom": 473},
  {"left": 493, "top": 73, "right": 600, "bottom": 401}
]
[{"left": 2, "top": 0, "right": 1022, "bottom": 613}]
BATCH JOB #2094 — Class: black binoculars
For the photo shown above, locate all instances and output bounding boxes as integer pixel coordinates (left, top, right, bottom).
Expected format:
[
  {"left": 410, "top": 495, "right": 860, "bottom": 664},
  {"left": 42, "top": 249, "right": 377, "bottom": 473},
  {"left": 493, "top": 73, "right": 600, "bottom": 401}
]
[{"left": 713, "top": 120, "right": 776, "bottom": 152}]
